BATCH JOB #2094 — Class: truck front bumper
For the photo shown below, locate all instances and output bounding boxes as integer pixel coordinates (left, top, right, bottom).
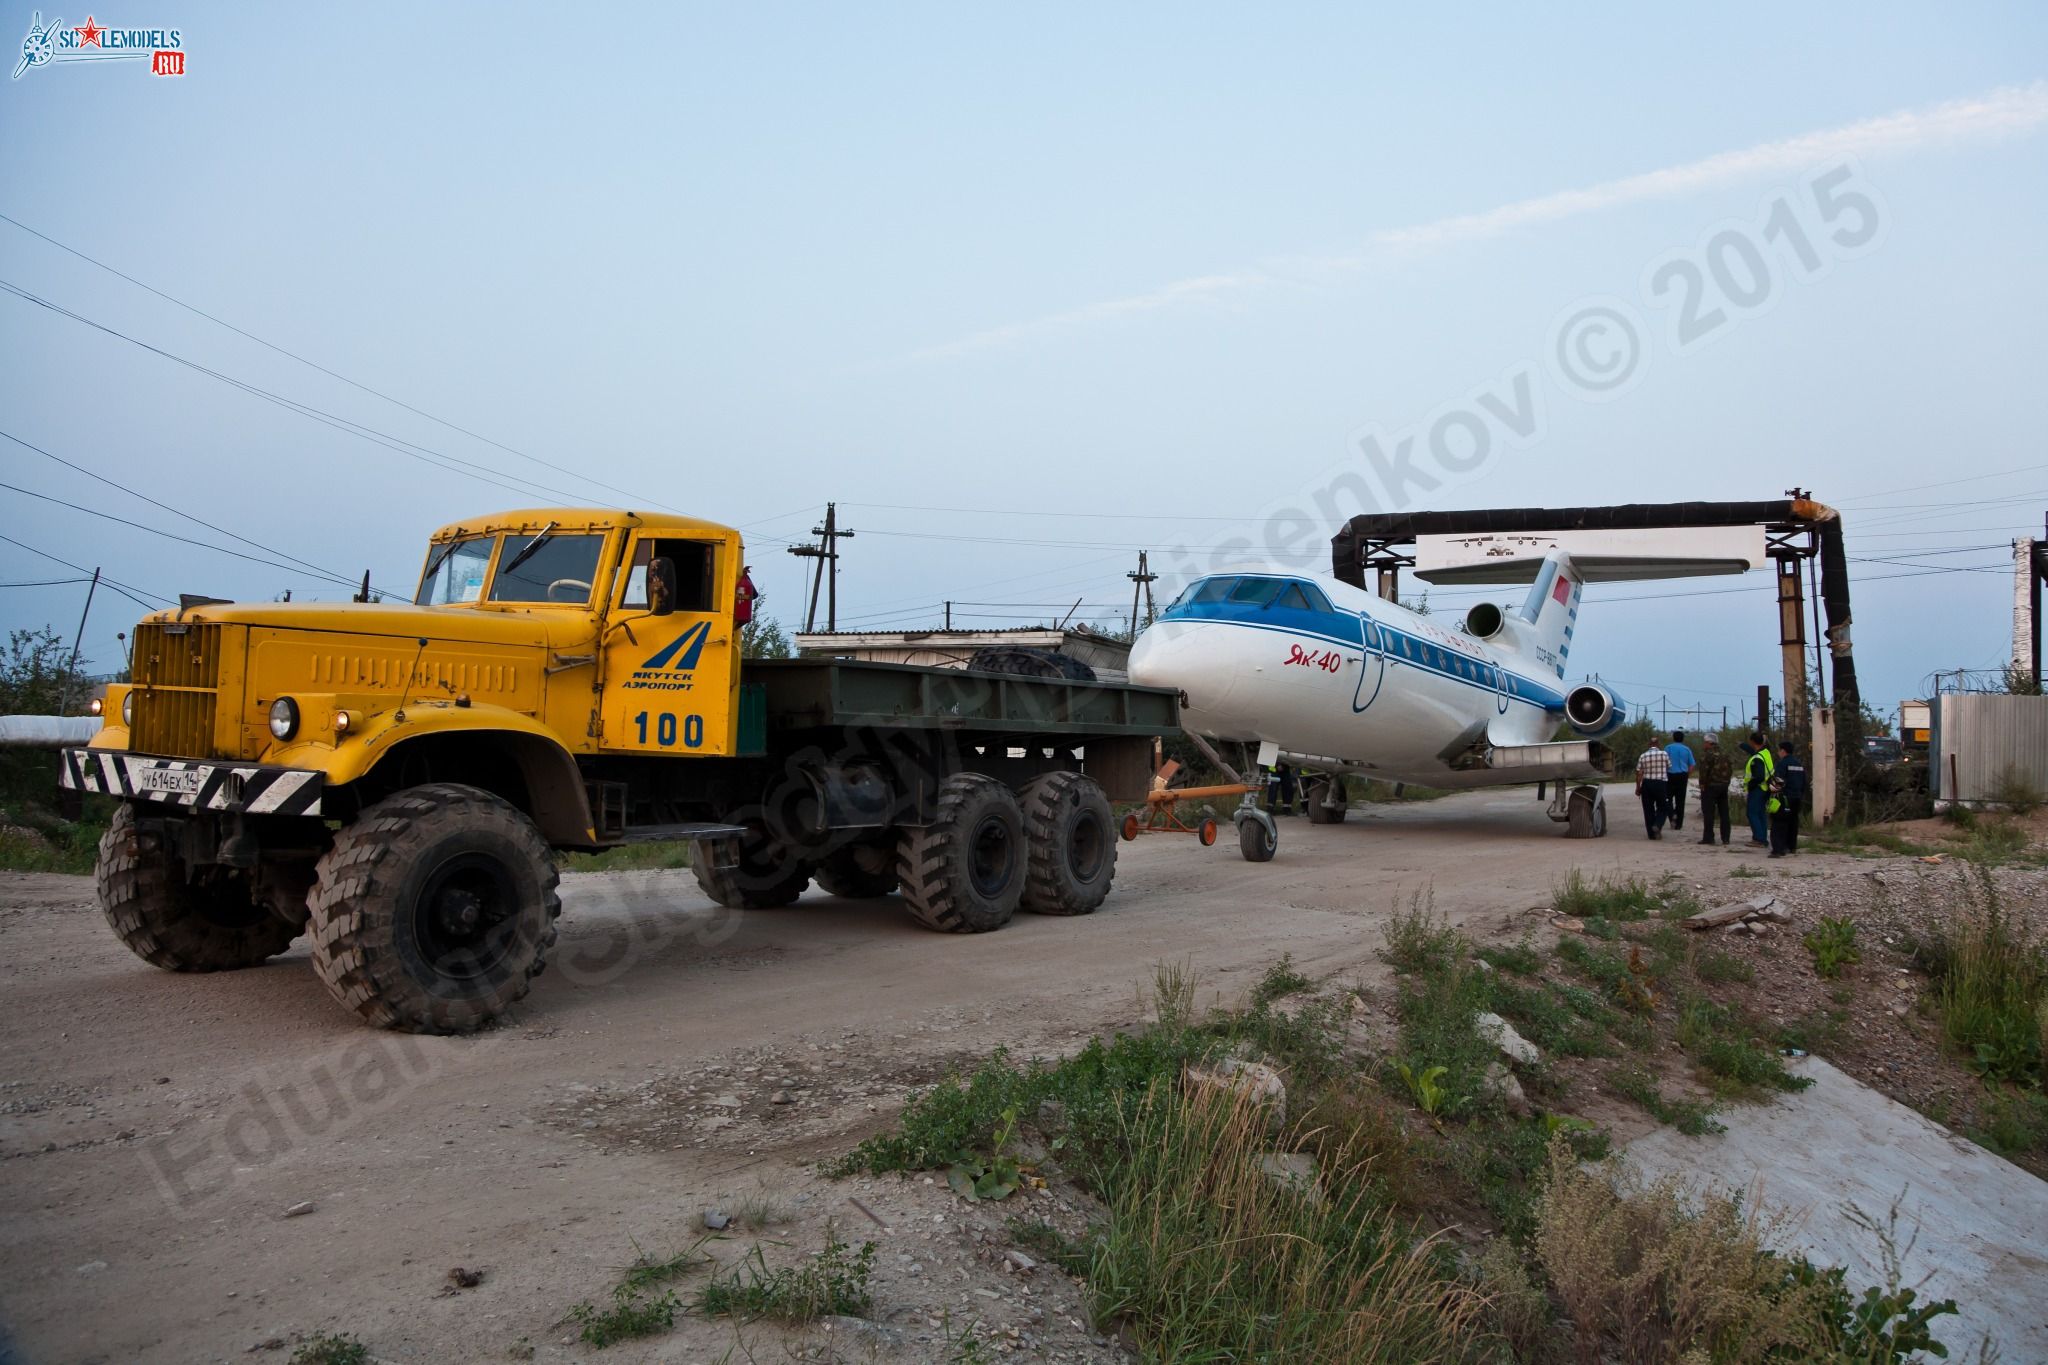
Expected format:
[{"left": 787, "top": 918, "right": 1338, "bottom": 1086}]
[{"left": 59, "top": 748, "right": 325, "bottom": 817}]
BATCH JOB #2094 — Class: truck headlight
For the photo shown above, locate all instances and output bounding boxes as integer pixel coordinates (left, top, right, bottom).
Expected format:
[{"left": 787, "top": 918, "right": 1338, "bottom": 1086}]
[
  {"left": 89, "top": 697, "right": 104, "bottom": 716},
  {"left": 269, "top": 697, "right": 300, "bottom": 741},
  {"left": 122, "top": 692, "right": 134, "bottom": 725}
]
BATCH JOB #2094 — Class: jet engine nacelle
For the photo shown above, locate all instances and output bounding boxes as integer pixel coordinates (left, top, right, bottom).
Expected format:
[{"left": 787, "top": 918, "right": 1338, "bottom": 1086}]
[{"left": 1564, "top": 683, "right": 1629, "bottom": 740}]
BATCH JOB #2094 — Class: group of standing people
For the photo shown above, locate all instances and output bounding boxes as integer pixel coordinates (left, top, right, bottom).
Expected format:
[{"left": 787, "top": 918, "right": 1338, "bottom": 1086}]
[{"left": 1634, "top": 729, "right": 1808, "bottom": 856}]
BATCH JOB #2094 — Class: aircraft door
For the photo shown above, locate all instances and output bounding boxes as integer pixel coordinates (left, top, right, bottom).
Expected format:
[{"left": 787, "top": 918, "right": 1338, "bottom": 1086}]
[{"left": 1352, "top": 614, "right": 1387, "bottom": 713}]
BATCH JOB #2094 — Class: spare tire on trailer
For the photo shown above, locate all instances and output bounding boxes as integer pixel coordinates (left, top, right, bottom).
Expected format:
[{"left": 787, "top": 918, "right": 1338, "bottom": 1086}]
[
  {"left": 308, "top": 783, "right": 560, "bottom": 1033},
  {"left": 813, "top": 841, "right": 899, "bottom": 899},
  {"left": 897, "top": 773, "right": 1026, "bottom": 933},
  {"left": 1017, "top": 771, "right": 1116, "bottom": 915},
  {"left": 965, "top": 646, "right": 1096, "bottom": 682},
  {"left": 97, "top": 803, "right": 300, "bottom": 972},
  {"left": 691, "top": 823, "right": 813, "bottom": 908}
]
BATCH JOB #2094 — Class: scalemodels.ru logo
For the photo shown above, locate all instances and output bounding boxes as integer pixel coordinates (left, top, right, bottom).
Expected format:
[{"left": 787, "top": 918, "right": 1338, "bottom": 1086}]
[{"left": 14, "top": 11, "right": 185, "bottom": 79}]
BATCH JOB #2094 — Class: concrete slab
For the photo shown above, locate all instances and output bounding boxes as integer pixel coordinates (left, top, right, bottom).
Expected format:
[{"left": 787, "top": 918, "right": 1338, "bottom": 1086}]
[{"left": 1625, "top": 1057, "right": 2048, "bottom": 1362}]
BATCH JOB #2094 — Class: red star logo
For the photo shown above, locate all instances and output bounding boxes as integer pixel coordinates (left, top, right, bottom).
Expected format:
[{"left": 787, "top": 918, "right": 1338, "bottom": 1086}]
[{"left": 75, "top": 16, "right": 104, "bottom": 46}]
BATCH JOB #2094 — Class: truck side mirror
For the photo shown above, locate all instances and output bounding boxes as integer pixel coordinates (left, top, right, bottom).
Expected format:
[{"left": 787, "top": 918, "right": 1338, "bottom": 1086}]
[{"left": 648, "top": 557, "right": 678, "bottom": 617}]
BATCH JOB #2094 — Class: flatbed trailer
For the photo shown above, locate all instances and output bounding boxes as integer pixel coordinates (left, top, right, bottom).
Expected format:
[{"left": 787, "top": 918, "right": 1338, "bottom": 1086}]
[{"left": 61, "top": 508, "right": 1179, "bottom": 1033}]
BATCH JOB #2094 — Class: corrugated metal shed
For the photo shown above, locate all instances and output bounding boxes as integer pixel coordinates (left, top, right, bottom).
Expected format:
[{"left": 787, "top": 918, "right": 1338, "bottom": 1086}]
[{"left": 1932, "top": 694, "right": 2048, "bottom": 805}]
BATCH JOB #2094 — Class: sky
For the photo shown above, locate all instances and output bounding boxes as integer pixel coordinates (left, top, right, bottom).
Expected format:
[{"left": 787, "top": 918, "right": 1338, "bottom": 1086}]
[{"left": 2, "top": 3, "right": 2045, "bottom": 720}]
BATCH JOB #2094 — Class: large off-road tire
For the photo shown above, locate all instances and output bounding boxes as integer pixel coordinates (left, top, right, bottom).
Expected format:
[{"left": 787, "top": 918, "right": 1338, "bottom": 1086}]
[
  {"left": 690, "top": 824, "right": 813, "bottom": 908},
  {"left": 1017, "top": 772, "right": 1116, "bottom": 915},
  {"left": 813, "top": 842, "right": 900, "bottom": 899},
  {"left": 1303, "top": 777, "right": 1348, "bottom": 825},
  {"left": 308, "top": 784, "right": 560, "bottom": 1033},
  {"left": 96, "top": 803, "right": 299, "bottom": 971},
  {"left": 897, "top": 773, "right": 1026, "bottom": 933}
]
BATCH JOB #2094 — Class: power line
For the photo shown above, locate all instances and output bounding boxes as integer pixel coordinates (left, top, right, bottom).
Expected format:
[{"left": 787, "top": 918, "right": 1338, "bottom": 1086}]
[
  {"left": 0, "top": 211, "right": 662, "bottom": 509},
  {"left": 0, "top": 533, "right": 170, "bottom": 611},
  {"left": 0, "top": 577, "right": 92, "bottom": 588},
  {"left": 0, "top": 426, "right": 361, "bottom": 588}
]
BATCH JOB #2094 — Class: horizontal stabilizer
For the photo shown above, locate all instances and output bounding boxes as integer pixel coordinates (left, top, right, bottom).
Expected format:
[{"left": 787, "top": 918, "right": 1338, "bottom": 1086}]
[{"left": 1414, "top": 526, "right": 1765, "bottom": 584}]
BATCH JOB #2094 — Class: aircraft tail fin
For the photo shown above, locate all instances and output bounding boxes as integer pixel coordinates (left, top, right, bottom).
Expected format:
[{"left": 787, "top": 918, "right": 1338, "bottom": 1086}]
[{"left": 1515, "top": 548, "right": 1583, "bottom": 681}]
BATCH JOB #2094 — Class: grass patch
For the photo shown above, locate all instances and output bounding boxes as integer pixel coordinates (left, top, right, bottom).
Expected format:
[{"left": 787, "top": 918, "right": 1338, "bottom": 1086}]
[
  {"left": 1552, "top": 868, "right": 1658, "bottom": 921},
  {"left": 1486, "top": 975, "right": 1615, "bottom": 1058},
  {"left": 1677, "top": 999, "right": 1812, "bottom": 1096},
  {"left": 696, "top": 1231, "right": 876, "bottom": 1324},
  {"left": 561, "top": 840, "right": 693, "bottom": 872},
  {"left": 0, "top": 817, "right": 101, "bottom": 874},
  {"left": 1475, "top": 938, "right": 1543, "bottom": 976},
  {"left": 1694, "top": 948, "right": 1754, "bottom": 985},
  {"left": 1970, "top": 1085, "right": 2048, "bottom": 1161},
  {"left": 1377, "top": 891, "right": 1462, "bottom": 975},
  {"left": 1729, "top": 864, "right": 1765, "bottom": 879},
  {"left": 1924, "top": 872, "right": 2046, "bottom": 1085},
  {"left": 1805, "top": 825, "right": 1940, "bottom": 859},
  {"left": 288, "top": 1337, "right": 368, "bottom": 1365},
  {"left": 1005, "top": 1216, "right": 1096, "bottom": 1277},
  {"left": 565, "top": 1237, "right": 712, "bottom": 1346},
  {"left": 1607, "top": 1066, "right": 1722, "bottom": 1136}
]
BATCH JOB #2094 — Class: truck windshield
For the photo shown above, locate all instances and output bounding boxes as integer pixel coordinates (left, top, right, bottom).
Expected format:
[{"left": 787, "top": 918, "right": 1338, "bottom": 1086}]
[
  {"left": 415, "top": 538, "right": 494, "bottom": 605},
  {"left": 490, "top": 533, "right": 605, "bottom": 604}
]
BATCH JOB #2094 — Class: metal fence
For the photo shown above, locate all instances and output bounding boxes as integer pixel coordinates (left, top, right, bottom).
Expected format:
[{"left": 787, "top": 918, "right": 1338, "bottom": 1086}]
[{"left": 1932, "top": 693, "right": 2048, "bottom": 805}]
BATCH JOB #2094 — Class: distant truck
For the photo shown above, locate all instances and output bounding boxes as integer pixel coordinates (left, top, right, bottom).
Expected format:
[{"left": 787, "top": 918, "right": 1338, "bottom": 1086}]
[
  {"left": 1897, "top": 699, "right": 1932, "bottom": 765},
  {"left": 62, "top": 509, "right": 1177, "bottom": 1033}
]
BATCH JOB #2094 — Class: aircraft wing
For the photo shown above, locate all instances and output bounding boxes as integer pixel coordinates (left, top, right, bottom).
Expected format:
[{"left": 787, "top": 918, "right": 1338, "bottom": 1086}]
[{"left": 1413, "top": 526, "right": 1765, "bottom": 584}]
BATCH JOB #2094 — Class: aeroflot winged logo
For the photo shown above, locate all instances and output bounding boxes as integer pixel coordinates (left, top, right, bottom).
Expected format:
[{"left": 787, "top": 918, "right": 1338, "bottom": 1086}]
[
  {"left": 15, "top": 12, "right": 186, "bottom": 79},
  {"left": 623, "top": 622, "right": 711, "bottom": 692}
]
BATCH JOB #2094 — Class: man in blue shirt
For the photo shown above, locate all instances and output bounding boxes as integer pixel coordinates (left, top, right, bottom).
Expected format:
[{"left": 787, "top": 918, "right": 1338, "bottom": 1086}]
[{"left": 1663, "top": 730, "right": 1696, "bottom": 831}]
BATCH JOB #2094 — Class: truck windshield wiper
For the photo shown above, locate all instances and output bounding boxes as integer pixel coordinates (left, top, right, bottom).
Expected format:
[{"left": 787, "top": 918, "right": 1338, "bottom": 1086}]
[
  {"left": 420, "top": 537, "right": 464, "bottom": 585},
  {"left": 498, "top": 521, "right": 558, "bottom": 578}
]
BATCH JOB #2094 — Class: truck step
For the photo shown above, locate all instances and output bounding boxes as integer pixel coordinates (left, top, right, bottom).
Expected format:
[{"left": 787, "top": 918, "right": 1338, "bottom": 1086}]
[{"left": 617, "top": 822, "right": 750, "bottom": 845}]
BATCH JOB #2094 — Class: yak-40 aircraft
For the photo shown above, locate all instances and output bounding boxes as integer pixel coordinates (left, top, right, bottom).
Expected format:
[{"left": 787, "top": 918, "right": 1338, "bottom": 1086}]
[{"left": 1126, "top": 546, "right": 1631, "bottom": 860}]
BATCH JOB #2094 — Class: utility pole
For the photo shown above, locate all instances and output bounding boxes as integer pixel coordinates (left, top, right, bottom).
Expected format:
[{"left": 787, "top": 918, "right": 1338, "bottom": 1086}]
[
  {"left": 60, "top": 567, "right": 100, "bottom": 715},
  {"left": 944, "top": 601, "right": 953, "bottom": 630},
  {"left": 785, "top": 503, "right": 855, "bottom": 633},
  {"left": 1126, "top": 551, "right": 1158, "bottom": 633}
]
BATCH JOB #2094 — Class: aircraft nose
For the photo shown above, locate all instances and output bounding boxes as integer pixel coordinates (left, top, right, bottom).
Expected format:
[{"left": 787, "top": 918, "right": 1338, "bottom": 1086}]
[{"left": 1128, "top": 620, "right": 1237, "bottom": 718}]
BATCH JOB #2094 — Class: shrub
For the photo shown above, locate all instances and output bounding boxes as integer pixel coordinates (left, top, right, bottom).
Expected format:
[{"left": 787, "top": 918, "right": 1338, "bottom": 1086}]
[
  {"left": 1694, "top": 949, "right": 1754, "bottom": 985},
  {"left": 1988, "top": 764, "right": 2045, "bottom": 815},
  {"left": 1932, "top": 873, "right": 2046, "bottom": 1086},
  {"left": 1803, "top": 917, "right": 1861, "bottom": 979},
  {"left": 1378, "top": 890, "right": 1462, "bottom": 975}
]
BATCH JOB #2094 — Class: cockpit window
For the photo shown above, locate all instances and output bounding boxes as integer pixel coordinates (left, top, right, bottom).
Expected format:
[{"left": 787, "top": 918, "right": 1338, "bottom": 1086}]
[
  {"left": 1229, "top": 578, "right": 1284, "bottom": 606},
  {"left": 1297, "top": 582, "right": 1335, "bottom": 613},
  {"left": 1277, "top": 584, "right": 1311, "bottom": 610},
  {"left": 1190, "top": 577, "right": 1235, "bottom": 604}
]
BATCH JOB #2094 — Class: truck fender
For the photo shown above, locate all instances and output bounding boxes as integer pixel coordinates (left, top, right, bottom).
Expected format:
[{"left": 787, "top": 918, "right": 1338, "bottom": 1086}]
[{"left": 286, "top": 702, "right": 597, "bottom": 845}]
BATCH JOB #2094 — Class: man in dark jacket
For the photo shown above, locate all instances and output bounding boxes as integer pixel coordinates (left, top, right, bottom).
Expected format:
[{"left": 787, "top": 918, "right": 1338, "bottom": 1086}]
[
  {"left": 1773, "top": 741, "right": 1809, "bottom": 855},
  {"left": 1694, "top": 734, "right": 1733, "bottom": 845}
]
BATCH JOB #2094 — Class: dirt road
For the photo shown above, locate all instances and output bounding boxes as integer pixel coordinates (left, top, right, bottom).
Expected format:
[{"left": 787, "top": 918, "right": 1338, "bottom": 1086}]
[{"left": 0, "top": 790, "right": 1769, "bottom": 1363}]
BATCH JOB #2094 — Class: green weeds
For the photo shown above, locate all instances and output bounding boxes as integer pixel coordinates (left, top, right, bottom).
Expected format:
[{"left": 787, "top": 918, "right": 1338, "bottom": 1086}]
[
  {"left": 1803, "top": 916, "right": 1862, "bottom": 978},
  {"left": 696, "top": 1231, "right": 876, "bottom": 1324}
]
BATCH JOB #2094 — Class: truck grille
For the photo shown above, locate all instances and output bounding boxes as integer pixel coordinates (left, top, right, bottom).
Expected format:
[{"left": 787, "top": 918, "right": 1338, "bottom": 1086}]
[{"left": 130, "top": 622, "right": 223, "bottom": 757}]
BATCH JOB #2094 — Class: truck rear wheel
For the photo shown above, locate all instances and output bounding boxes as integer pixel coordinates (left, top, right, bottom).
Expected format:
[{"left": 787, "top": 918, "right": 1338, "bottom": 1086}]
[
  {"left": 813, "top": 842, "right": 898, "bottom": 899},
  {"left": 308, "top": 783, "right": 560, "bottom": 1033},
  {"left": 97, "top": 803, "right": 299, "bottom": 971},
  {"left": 1018, "top": 772, "right": 1116, "bottom": 915},
  {"left": 690, "top": 825, "right": 813, "bottom": 908},
  {"left": 897, "top": 773, "right": 1026, "bottom": 933}
]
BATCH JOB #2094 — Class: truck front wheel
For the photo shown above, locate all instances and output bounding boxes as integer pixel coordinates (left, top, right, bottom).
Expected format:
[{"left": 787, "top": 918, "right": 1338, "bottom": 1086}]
[
  {"left": 97, "top": 803, "right": 299, "bottom": 971},
  {"left": 1018, "top": 772, "right": 1116, "bottom": 915},
  {"left": 897, "top": 773, "right": 1026, "bottom": 933},
  {"left": 308, "top": 784, "right": 560, "bottom": 1033}
]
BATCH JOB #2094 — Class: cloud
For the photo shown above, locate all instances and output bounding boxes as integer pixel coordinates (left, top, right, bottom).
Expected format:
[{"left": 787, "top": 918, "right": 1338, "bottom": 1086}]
[{"left": 905, "top": 81, "right": 2048, "bottom": 362}]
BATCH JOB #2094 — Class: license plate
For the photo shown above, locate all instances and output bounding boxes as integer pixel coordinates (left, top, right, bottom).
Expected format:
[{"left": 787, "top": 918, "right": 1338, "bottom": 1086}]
[{"left": 136, "top": 766, "right": 203, "bottom": 795}]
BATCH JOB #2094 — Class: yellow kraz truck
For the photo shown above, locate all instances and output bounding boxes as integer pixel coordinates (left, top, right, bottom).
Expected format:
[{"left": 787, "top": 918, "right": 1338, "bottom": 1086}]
[{"left": 62, "top": 509, "right": 1175, "bottom": 1033}]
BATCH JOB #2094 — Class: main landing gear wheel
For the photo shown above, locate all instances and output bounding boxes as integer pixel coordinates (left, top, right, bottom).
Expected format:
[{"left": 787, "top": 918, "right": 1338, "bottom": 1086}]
[
  {"left": 1018, "top": 772, "right": 1117, "bottom": 916},
  {"left": 1304, "top": 777, "right": 1348, "bottom": 825},
  {"left": 897, "top": 773, "right": 1027, "bottom": 933},
  {"left": 308, "top": 783, "right": 560, "bottom": 1033},
  {"left": 97, "top": 803, "right": 299, "bottom": 971}
]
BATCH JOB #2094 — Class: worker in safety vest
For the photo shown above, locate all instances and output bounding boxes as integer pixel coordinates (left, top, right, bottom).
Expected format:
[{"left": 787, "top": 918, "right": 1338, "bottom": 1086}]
[{"left": 1741, "top": 733, "right": 1775, "bottom": 847}]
